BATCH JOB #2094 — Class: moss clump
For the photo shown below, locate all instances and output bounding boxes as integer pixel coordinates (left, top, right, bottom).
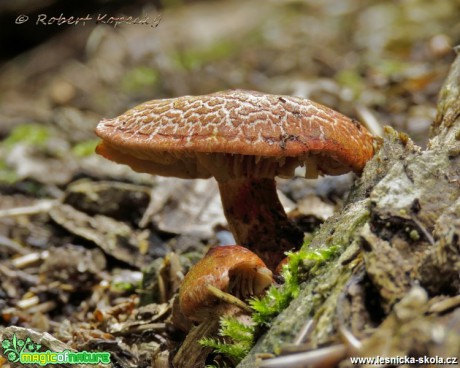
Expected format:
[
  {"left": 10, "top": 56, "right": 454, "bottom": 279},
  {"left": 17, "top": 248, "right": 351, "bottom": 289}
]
[
  {"left": 200, "top": 317, "right": 255, "bottom": 366},
  {"left": 251, "top": 243, "right": 340, "bottom": 327}
]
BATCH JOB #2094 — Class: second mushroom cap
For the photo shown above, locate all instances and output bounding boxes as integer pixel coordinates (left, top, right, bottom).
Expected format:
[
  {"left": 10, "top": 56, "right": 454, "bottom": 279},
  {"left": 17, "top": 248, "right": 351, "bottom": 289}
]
[{"left": 179, "top": 245, "right": 273, "bottom": 322}]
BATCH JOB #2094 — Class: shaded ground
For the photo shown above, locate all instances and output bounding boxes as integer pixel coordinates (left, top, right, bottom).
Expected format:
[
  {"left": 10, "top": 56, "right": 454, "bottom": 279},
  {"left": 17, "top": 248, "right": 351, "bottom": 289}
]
[{"left": 0, "top": 1, "right": 459, "bottom": 367}]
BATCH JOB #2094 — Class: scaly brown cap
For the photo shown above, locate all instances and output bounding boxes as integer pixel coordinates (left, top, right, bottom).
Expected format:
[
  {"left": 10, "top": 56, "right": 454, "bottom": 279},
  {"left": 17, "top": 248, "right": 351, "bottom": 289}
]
[{"left": 95, "top": 89, "right": 374, "bottom": 180}]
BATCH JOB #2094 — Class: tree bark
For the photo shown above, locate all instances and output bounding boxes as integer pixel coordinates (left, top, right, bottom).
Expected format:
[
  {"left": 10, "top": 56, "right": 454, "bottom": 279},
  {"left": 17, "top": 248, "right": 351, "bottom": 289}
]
[{"left": 238, "top": 50, "right": 460, "bottom": 367}]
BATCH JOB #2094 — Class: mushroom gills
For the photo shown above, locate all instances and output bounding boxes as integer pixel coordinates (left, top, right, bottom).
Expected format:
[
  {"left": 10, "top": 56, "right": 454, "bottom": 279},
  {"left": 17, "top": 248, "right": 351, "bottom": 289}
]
[
  {"left": 96, "top": 142, "right": 213, "bottom": 179},
  {"left": 195, "top": 152, "right": 305, "bottom": 181},
  {"left": 228, "top": 262, "right": 273, "bottom": 300},
  {"left": 294, "top": 153, "right": 352, "bottom": 178}
]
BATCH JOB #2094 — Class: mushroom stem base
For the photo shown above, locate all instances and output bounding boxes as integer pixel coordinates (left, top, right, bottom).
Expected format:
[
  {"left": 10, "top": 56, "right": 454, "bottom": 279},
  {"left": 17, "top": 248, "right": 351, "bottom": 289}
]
[{"left": 218, "top": 178, "right": 304, "bottom": 270}]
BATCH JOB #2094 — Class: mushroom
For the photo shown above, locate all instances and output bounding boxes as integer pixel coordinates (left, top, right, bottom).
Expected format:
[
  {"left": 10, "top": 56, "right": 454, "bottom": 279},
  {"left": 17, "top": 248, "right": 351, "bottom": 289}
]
[
  {"left": 171, "top": 245, "right": 272, "bottom": 367},
  {"left": 178, "top": 245, "right": 273, "bottom": 322},
  {"left": 95, "top": 89, "right": 375, "bottom": 269}
]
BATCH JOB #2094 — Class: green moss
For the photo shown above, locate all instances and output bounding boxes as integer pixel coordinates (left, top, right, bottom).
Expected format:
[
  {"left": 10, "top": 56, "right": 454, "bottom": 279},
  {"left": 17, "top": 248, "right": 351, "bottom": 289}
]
[
  {"left": 251, "top": 242, "right": 341, "bottom": 327},
  {"left": 200, "top": 316, "right": 255, "bottom": 365},
  {"left": 121, "top": 67, "right": 159, "bottom": 93},
  {"left": 72, "top": 139, "right": 99, "bottom": 157},
  {"left": 3, "top": 124, "right": 50, "bottom": 148}
]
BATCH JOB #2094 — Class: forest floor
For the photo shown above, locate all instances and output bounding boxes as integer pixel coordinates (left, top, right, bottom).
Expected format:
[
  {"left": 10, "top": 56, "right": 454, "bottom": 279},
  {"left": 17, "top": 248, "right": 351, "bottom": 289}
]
[{"left": 0, "top": 1, "right": 459, "bottom": 367}]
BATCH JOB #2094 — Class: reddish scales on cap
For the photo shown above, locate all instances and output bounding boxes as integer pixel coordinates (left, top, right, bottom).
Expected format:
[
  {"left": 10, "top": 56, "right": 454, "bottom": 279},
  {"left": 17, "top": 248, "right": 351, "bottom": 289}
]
[{"left": 96, "top": 89, "right": 374, "bottom": 178}]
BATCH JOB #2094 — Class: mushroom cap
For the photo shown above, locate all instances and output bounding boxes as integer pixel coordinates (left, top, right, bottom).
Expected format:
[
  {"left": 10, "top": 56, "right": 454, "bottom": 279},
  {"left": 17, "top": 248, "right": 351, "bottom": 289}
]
[
  {"left": 179, "top": 245, "right": 273, "bottom": 322},
  {"left": 96, "top": 89, "right": 375, "bottom": 180}
]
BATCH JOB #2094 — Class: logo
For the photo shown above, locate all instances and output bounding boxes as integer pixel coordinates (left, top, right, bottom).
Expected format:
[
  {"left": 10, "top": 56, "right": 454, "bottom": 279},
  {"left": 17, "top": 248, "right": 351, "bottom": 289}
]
[{"left": 1, "top": 334, "right": 111, "bottom": 365}]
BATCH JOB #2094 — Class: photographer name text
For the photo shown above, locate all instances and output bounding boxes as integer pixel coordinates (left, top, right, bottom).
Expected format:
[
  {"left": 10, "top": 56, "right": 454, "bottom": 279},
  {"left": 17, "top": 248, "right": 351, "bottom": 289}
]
[{"left": 15, "top": 13, "right": 161, "bottom": 28}]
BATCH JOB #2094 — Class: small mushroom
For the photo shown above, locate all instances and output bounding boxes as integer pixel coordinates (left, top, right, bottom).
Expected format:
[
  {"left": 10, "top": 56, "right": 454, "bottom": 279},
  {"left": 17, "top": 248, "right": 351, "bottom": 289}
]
[
  {"left": 172, "top": 246, "right": 272, "bottom": 367},
  {"left": 95, "top": 89, "right": 375, "bottom": 269},
  {"left": 178, "top": 245, "right": 273, "bottom": 322}
]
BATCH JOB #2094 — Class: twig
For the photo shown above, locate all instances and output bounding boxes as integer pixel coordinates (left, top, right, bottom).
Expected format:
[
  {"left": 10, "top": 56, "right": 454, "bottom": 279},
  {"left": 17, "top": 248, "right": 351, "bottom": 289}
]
[
  {"left": 112, "top": 323, "right": 167, "bottom": 335},
  {"left": 17, "top": 296, "right": 40, "bottom": 310},
  {"left": 410, "top": 215, "right": 435, "bottom": 245},
  {"left": 258, "top": 344, "right": 347, "bottom": 368},
  {"left": 11, "top": 251, "right": 49, "bottom": 269},
  {"left": 0, "top": 235, "right": 28, "bottom": 255},
  {"left": 0, "top": 263, "right": 40, "bottom": 285},
  {"left": 355, "top": 104, "right": 384, "bottom": 137},
  {"left": 293, "top": 318, "right": 314, "bottom": 345},
  {"left": 0, "top": 200, "right": 57, "bottom": 218}
]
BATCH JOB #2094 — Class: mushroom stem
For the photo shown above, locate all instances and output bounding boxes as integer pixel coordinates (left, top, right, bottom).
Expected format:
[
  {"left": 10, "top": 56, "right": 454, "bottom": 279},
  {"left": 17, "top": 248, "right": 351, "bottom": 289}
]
[{"left": 218, "top": 178, "right": 304, "bottom": 270}]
